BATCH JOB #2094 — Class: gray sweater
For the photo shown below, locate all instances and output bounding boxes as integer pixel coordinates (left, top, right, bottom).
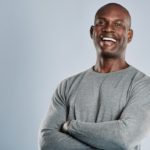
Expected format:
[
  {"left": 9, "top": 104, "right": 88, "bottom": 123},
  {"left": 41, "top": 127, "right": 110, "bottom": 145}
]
[{"left": 39, "top": 65, "right": 150, "bottom": 150}]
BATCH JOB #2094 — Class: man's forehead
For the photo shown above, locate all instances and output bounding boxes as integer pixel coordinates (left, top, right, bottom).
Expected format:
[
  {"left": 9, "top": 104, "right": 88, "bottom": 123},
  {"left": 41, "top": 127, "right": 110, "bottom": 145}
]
[
  {"left": 95, "top": 17, "right": 125, "bottom": 23},
  {"left": 94, "top": 3, "right": 131, "bottom": 27},
  {"left": 95, "top": 5, "right": 129, "bottom": 19},
  {"left": 95, "top": 11, "right": 128, "bottom": 22}
]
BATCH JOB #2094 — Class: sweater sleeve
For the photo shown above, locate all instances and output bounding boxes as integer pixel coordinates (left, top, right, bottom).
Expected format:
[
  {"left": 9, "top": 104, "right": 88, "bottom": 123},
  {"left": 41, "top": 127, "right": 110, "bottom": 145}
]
[
  {"left": 67, "top": 78, "right": 150, "bottom": 150},
  {"left": 38, "top": 80, "right": 98, "bottom": 150}
]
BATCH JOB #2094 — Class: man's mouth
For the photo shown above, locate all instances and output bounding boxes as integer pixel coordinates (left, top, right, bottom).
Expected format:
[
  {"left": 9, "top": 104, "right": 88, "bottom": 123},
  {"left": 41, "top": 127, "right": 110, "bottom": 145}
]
[
  {"left": 102, "top": 37, "right": 117, "bottom": 43},
  {"left": 100, "top": 36, "right": 117, "bottom": 47}
]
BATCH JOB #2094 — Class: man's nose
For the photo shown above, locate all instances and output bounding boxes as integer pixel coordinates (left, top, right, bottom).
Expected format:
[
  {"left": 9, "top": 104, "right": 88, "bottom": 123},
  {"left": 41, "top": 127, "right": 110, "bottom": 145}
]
[{"left": 102, "top": 23, "right": 115, "bottom": 33}]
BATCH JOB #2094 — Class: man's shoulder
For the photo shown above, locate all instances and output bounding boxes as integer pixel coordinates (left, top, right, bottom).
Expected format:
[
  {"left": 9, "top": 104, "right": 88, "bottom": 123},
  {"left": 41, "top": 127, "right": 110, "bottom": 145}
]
[
  {"left": 55, "top": 68, "right": 91, "bottom": 95},
  {"left": 61, "top": 67, "right": 91, "bottom": 85},
  {"left": 129, "top": 66, "right": 150, "bottom": 88},
  {"left": 131, "top": 66, "right": 150, "bottom": 79}
]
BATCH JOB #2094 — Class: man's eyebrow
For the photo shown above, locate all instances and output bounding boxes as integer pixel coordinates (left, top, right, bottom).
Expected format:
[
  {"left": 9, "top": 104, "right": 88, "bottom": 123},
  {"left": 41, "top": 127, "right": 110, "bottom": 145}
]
[
  {"left": 95, "top": 17, "right": 106, "bottom": 20},
  {"left": 95, "top": 18, "right": 106, "bottom": 24},
  {"left": 95, "top": 18, "right": 124, "bottom": 22},
  {"left": 114, "top": 19, "right": 124, "bottom": 22}
]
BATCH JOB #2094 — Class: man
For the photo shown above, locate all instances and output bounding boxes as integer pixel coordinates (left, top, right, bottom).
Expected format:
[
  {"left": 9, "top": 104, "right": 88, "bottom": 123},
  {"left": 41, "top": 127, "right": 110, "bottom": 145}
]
[{"left": 39, "top": 3, "right": 150, "bottom": 150}]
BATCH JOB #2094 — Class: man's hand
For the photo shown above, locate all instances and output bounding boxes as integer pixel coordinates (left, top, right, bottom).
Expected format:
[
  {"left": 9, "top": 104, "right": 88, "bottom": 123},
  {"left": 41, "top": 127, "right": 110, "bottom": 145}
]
[{"left": 62, "top": 121, "right": 71, "bottom": 133}]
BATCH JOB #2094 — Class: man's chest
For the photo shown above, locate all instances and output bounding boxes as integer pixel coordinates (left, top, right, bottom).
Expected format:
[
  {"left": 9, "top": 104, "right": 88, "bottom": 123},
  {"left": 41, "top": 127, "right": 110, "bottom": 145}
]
[{"left": 66, "top": 76, "right": 131, "bottom": 122}]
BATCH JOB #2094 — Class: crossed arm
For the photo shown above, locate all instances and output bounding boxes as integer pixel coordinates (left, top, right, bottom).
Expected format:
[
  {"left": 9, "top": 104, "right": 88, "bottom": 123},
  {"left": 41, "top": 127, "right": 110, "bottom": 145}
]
[
  {"left": 63, "top": 104, "right": 150, "bottom": 150},
  {"left": 62, "top": 78, "right": 150, "bottom": 150},
  {"left": 39, "top": 100, "right": 99, "bottom": 150},
  {"left": 39, "top": 81, "right": 99, "bottom": 150},
  {"left": 39, "top": 79, "right": 150, "bottom": 150}
]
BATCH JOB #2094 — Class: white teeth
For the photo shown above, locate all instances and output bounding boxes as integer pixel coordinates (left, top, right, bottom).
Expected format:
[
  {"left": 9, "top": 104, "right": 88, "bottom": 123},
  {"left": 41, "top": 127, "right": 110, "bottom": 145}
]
[{"left": 102, "top": 37, "right": 116, "bottom": 42}]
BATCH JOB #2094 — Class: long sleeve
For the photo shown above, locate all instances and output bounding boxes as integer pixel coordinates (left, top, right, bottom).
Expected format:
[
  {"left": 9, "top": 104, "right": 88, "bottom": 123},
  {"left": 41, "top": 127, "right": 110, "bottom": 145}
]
[
  {"left": 67, "top": 77, "right": 150, "bottom": 150},
  {"left": 38, "top": 80, "right": 98, "bottom": 150}
]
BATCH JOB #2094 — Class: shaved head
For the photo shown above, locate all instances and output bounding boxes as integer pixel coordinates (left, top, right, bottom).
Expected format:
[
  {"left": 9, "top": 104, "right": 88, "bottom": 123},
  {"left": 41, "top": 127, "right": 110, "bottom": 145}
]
[{"left": 95, "top": 3, "right": 131, "bottom": 28}]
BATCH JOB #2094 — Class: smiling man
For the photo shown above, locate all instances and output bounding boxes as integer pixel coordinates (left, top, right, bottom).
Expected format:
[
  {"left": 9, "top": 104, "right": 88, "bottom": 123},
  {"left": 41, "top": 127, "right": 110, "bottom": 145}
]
[{"left": 39, "top": 3, "right": 150, "bottom": 150}]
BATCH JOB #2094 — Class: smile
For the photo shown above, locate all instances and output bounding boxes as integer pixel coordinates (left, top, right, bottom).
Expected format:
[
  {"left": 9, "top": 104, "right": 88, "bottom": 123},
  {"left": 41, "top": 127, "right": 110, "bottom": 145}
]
[
  {"left": 101, "top": 37, "right": 117, "bottom": 43},
  {"left": 99, "top": 36, "right": 117, "bottom": 47}
]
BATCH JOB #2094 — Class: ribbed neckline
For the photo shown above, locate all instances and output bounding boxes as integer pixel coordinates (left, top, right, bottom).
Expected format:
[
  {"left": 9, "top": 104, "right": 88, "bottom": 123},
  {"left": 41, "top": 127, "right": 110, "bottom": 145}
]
[{"left": 88, "top": 65, "right": 134, "bottom": 76}]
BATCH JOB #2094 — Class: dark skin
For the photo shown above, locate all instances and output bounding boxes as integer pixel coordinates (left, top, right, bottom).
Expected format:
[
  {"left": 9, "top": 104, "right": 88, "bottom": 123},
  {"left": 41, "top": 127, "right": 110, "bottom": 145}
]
[{"left": 90, "top": 3, "right": 133, "bottom": 73}]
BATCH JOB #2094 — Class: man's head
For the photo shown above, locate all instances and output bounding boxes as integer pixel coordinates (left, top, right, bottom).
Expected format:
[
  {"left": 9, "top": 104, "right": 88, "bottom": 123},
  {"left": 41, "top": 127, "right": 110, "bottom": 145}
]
[{"left": 90, "top": 3, "right": 133, "bottom": 59}]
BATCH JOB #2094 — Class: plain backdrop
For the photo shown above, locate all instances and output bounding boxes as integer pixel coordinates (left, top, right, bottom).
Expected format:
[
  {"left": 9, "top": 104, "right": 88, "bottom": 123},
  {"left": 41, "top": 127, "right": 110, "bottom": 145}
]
[{"left": 0, "top": 0, "right": 150, "bottom": 150}]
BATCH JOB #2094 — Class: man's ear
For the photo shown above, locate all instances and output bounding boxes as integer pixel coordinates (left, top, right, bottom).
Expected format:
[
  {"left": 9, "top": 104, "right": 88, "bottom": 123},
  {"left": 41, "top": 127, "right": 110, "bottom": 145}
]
[
  {"left": 90, "top": 26, "right": 94, "bottom": 39},
  {"left": 128, "top": 29, "right": 133, "bottom": 43}
]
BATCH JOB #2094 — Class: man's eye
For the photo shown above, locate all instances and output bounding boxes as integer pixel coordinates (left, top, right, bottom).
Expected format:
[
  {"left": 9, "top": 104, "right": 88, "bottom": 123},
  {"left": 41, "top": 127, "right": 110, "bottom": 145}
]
[
  {"left": 96, "top": 20, "right": 105, "bottom": 26},
  {"left": 115, "top": 22, "right": 122, "bottom": 27},
  {"left": 98, "top": 20, "right": 105, "bottom": 25}
]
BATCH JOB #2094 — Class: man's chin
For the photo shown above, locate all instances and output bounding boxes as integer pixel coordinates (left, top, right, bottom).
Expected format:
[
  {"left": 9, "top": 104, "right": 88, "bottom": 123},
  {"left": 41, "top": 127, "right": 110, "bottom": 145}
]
[{"left": 101, "top": 51, "right": 120, "bottom": 59}]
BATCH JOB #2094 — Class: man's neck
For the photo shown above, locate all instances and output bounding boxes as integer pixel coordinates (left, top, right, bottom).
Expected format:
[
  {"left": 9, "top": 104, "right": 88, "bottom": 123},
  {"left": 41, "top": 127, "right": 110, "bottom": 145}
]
[{"left": 94, "top": 57, "right": 129, "bottom": 73}]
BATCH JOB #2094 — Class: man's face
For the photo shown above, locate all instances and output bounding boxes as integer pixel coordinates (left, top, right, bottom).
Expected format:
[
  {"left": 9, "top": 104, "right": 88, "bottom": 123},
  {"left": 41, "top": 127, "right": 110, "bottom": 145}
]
[{"left": 91, "top": 5, "right": 133, "bottom": 58}]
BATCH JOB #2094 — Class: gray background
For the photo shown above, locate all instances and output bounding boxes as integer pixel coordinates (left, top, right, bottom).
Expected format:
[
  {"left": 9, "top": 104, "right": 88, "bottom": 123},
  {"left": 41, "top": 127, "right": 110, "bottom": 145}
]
[{"left": 0, "top": 0, "right": 150, "bottom": 150}]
